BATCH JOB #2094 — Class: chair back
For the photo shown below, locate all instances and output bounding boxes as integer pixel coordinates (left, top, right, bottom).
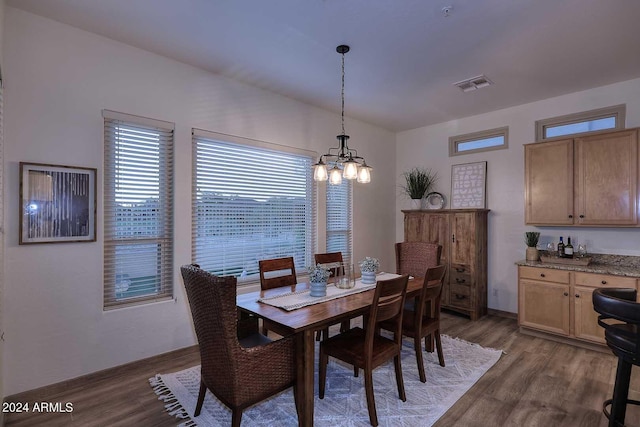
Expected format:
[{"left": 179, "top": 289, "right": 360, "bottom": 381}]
[
  {"left": 415, "top": 265, "right": 447, "bottom": 323},
  {"left": 395, "top": 242, "right": 442, "bottom": 279},
  {"left": 366, "top": 275, "right": 409, "bottom": 349},
  {"left": 593, "top": 287, "right": 640, "bottom": 360},
  {"left": 259, "top": 257, "right": 297, "bottom": 290},
  {"left": 314, "top": 252, "right": 344, "bottom": 277},
  {"left": 180, "top": 265, "right": 241, "bottom": 393}
]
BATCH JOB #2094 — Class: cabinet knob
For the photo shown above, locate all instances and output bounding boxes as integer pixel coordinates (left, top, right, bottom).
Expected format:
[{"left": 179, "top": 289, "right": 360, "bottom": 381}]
[
  {"left": 452, "top": 234, "right": 456, "bottom": 243},
  {"left": 540, "top": 273, "right": 545, "bottom": 277},
  {"left": 575, "top": 294, "right": 580, "bottom": 298},
  {"left": 601, "top": 280, "right": 607, "bottom": 285},
  {"left": 563, "top": 292, "right": 569, "bottom": 296},
  {"left": 568, "top": 214, "right": 573, "bottom": 219},
  {"left": 455, "top": 294, "right": 466, "bottom": 300},
  {"left": 456, "top": 268, "right": 465, "bottom": 273},
  {"left": 455, "top": 278, "right": 466, "bottom": 284},
  {"left": 579, "top": 215, "right": 585, "bottom": 218}
]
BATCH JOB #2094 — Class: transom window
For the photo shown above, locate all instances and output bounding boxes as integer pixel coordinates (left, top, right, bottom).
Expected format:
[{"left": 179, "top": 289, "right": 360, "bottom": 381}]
[
  {"left": 449, "top": 127, "right": 508, "bottom": 156},
  {"left": 192, "top": 129, "right": 317, "bottom": 283},
  {"left": 535, "top": 104, "right": 625, "bottom": 141}
]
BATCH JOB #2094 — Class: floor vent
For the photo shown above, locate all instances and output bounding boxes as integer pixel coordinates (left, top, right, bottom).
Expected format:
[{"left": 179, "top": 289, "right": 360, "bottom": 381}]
[{"left": 453, "top": 75, "right": 493, "bottom": 92}]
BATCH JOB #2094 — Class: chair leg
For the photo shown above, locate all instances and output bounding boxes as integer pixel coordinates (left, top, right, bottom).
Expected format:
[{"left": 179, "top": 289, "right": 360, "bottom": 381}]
[
  {"left": 425, "top": 333, "right": 434, "bottom": 353},
  {"left": 354, "top": 366, "right": 359, "bottom": 377},
  {"left": 435, "top": 330, "right": 445, "bottom": 367},
  {"left": 319, "top": 347, "right": 328, "bottom": 399},
  {"left": 194, "top": 380, "right": 206, "bottom": 416},
  {"left": 415, "top": 335, "right": 426, "bottom": 383},
  {"left": 364, "top": 368, "right": 378, "bottom": 427},
  {"left": 394, "top": 355, "right": 406, "bottom": 402},
  {"left": 293, "top": 383, "right": 302, "bottom": 421},
  {"left": 340, "top": 319, "right": 350, "bottom": 333},
  {"left": 610, "top": 358, "right": 632, "bottom": 427},
  {"left": 316, "top": 330, "right": 322, "bottom": 341},
  {"left": 231, "top": 408, "right": 243, "bottom": 427}
]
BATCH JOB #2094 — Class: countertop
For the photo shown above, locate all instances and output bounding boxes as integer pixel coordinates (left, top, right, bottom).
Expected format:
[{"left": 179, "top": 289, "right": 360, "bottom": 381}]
[{"left": 516, "top": 253, "right": 640, "bottom": 278}]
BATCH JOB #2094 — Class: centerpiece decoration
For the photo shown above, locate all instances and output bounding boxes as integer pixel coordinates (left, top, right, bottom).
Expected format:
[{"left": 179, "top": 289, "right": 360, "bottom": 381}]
[
  {"left": 401, "top": 167, "right": 438, "bottom": 210},
  {"left": 525, "top": 231, "right": 540, "bottom": 261},
  {"left": 308, "top": 264, "right": 331, "bottom": 297},
  {"left": 359, "top": 257, "right": 379, "bottom": 284}
]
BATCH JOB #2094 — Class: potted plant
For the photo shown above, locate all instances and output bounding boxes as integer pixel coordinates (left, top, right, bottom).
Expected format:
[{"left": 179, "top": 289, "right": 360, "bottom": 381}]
[
  {"left": 401, "top": 167, "right": 438, "bottom": 210},
  {"left": 359, "top": 257, "right": 380, "bottom": 284},
  {"left": 307, "top": 264, "right": 331, "bottom": 297},
  {"left": 525, "top": 231, "right": 540, "bottom": 261}
]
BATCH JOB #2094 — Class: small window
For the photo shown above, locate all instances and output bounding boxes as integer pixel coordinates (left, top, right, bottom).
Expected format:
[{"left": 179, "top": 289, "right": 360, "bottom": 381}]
[
  {"left": 326, "top": 179, "right": 352, "bottom": 260},
  {"left": 535, "top": 104, "right": 625, "bottom": 141},
  {"left": 449, "top": 127, "right": 508, "bottom": 156}
]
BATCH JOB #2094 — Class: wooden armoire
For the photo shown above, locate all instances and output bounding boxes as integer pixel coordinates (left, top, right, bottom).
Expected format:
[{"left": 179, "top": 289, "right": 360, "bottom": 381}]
[{"left": 402, "top": 209, "right": 489, "bottom": 320}]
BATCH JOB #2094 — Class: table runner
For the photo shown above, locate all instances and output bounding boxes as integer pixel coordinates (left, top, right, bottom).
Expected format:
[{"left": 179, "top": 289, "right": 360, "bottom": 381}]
[{"left": 258, "top": 272, "right": 401, "bottom": 311}]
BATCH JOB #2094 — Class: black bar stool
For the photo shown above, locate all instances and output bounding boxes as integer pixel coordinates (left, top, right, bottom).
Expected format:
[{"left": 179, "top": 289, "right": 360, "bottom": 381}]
[{"left": 593, "top": 288, "right": 640, "bottom": 427}]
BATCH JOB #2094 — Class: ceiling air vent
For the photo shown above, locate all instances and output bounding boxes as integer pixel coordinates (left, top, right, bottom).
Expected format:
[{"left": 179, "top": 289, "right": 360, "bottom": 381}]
[{"left": 453, "top": 75, "right": 493, "bottom": 92}]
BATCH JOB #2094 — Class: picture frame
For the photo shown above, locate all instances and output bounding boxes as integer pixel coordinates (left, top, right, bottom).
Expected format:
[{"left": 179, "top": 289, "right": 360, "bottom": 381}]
[
  {"left": 20, "top": 162, "right": 97, "bottom": 244},
  {"left": 450, "top": 161, "right": 487, "bottom": 209}
]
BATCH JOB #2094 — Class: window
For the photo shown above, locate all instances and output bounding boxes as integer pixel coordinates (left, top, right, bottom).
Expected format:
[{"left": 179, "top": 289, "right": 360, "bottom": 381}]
[
  {"left": 535, "top": 104, "right": 625, "bottom": 141},
  {"left": 192, "top": 129, "right": 316, "bottom": 283},
  {"left": 449, "top": 127, "right": 508, "bottom": 156},
  {"left": 326, "top": 179, "right": 352, "bottom": 260},
  {"left": 103, "top": 110, "right": 174, "bottom": 309}
]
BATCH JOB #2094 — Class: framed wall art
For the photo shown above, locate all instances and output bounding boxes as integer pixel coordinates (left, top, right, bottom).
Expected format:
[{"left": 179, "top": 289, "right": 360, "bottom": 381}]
[
  {"left": 20, "top": 162, "right": 97, "bottom": 244},
  {"left": 450, "top": 161, "right": 487, "bottom": 209}
]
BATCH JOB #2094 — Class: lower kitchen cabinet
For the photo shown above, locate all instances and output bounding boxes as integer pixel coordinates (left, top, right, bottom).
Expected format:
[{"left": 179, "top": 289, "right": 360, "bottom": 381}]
[{"left": 518, "top": 266, "right": 638, "bottom": 346}]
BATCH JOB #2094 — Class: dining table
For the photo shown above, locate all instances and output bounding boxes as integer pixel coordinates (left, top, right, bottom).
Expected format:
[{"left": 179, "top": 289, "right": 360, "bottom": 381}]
[{"left": 236, "top": 274, "right": 423, "bottom": 427}]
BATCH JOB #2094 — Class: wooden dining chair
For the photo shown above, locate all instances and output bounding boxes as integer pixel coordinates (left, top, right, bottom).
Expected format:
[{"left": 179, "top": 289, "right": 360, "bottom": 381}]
[
  {"left": 259, "top": 257, "right": 297, "bottom": 336},
  {"left": 380, "top": 264, "right": 447, "bottom": 383},
  {"left": 180, "top": 265, "right": 299, "bottom": 427},
  {"left": 395, "top": 242, "right": 442, "bottom": 279},
  {"left": 319, "top": 274, "right": 409, "bottom": 427},
  {"left": 314, "top": 251, "right": 348, "bottom": 341}
]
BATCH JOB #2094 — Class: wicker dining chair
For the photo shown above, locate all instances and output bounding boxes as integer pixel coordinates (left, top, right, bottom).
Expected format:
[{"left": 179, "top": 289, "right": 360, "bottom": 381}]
[
  {"left": 259, "top": 257, "right": 297, "bottom": 336},
  {"left": 319, "top": 274, "right": 410, "bottom": 427},
  {"left": 180, "top": 265, "right": 299, "bottom": 427},
  {"left": 379, "top": 264, "right": 447, "bottom": 383},
  {"left": 395, "top": 242, "right": 442, "bottom": 279}
]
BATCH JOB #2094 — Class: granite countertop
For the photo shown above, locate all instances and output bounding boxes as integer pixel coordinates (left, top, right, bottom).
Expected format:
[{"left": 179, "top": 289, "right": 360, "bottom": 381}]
[{"left": 516, "top": 253, "right": 640, "bottom": 278}]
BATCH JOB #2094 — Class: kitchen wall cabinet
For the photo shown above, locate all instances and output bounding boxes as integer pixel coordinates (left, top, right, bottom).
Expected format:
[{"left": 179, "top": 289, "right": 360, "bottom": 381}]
[
  {"left": 403, "top": 209, "right": 488, "bottom": 320},
  {"left": 518, "top": 266, "right": 638, "bottom": 345},
  {"left": 525, "top": 128, "right": 639, "bottom": 226}
]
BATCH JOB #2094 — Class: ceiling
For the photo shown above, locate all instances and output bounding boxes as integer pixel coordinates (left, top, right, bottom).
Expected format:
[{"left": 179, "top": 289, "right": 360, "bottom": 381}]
[{"left": 8, "top": 0, "right": 640, "bottom": 132}]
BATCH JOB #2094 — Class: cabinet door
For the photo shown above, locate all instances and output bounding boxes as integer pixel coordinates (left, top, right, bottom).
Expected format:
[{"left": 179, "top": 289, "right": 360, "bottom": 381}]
[
  {"left": 404, "top": 213, "right": 423, "bottom": 242},
  {"left": 519, "top": 280, "right": 570, "bottom": 336},
  {"left": 525, "top": 139, "right": 574, "bottom": 225},
  {"left": 575, "top": 129, "right": 638, "bottom": 225},
  {"left": 573, "top": 286, "right": 605, "bottom": 344},
  {"left": 450, "top": 212, "right": 474, "bottom": 266}
]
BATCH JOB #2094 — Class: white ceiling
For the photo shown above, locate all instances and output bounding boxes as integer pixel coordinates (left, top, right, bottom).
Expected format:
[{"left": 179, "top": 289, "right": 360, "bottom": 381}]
[{"left": 8, "top": 0, "right": 640, "bottom": 131}]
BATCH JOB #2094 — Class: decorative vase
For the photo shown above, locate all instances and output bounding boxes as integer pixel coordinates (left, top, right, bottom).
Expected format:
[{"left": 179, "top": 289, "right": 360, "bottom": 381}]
[
  {"left": 526, "top": 247, "right": 539, "bottom": 261},
  {"left": 410, "top": 198, "right": 426, "bottom": 210},
  {"left": 309, "top": 281, "right": 327, "bottom": 297},
  {"left": 360, "top": 271, "right": 377, "bottom": 284}
]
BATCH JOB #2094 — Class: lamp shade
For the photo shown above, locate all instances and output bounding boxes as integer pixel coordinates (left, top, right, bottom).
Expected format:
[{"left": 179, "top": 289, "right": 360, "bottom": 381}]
[
  {"left": 313, "top": 162, "right": 328, "bottom": 181},
  {"left": 357, "top": 163, "right": 372, "bottom": 183},
  {"left": 342, "top": 159, "right": 358, "bottom": 180},
  {"left": 329, "top": 165, "right": 343, "bottom": 185}
]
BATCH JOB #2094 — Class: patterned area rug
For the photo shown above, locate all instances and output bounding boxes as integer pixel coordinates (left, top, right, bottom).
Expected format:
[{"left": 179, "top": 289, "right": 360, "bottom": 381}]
[{"left": 150, "top": 335, "right": 502, "bottom": 426}]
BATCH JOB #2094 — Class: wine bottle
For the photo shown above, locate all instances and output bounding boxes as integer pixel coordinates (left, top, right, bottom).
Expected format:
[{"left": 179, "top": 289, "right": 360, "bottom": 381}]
[
  {"left": 557, "top": 237, "right": 565, "bottom": 258},
  {"left": 565, "top": 237, "right": 574, "bottom": 258}
]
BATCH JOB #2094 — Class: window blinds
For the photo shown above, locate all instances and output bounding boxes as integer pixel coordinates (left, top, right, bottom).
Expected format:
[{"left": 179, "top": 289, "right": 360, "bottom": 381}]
[
  {"left": 192, "top": 130, "right": 316, "bottom": 283},
  {"left": 326, "top": 179, "right": 352, "bottom": 260},
  {"left": 103, "top": 111, "right": 174, "bottom": 308}
]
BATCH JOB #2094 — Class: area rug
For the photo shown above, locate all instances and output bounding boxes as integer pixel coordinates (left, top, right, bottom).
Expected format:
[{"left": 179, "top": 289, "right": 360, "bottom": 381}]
[{"left": 150, "top": 335, "right": 502, "bottom": 426}]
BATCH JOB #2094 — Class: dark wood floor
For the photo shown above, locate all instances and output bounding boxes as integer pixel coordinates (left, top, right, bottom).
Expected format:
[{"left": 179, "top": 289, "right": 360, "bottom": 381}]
[{"left": 4, "top": 312, "right": 638, "bottom": 426}]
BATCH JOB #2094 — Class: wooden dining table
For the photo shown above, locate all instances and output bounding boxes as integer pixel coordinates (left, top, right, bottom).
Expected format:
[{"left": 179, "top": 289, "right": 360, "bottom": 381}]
[{"left": 236, "top": 276, "right": 422, "bottom": 427}]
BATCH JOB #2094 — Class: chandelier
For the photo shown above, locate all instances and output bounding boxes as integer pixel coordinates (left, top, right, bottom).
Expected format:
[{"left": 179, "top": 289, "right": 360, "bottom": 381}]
[{"left": 313, "top": 45, "right": 372, "bottom": 185}]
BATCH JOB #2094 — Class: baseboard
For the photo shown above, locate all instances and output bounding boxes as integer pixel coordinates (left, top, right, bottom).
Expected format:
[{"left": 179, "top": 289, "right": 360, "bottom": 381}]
[
  {"left": 518, "top": 327, "right": 609, "bottom": 354},
  {"left": 487, "top": 308, "right": 517, "bottom": 319},
  {"left": 4, "top": 345, "right": 198, "bottom": 403}
]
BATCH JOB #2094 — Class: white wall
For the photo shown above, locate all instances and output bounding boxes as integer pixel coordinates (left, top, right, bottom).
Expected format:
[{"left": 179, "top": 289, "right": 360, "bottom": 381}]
[
  {"left": 396, "top": 77, "right": 640, "bottom": 314},
  {"left": 2, "top": 8, "right": 396, "bottom": 395}
]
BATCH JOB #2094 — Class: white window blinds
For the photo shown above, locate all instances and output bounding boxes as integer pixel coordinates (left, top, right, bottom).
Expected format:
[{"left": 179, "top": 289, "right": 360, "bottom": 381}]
[
  {"left": 326, "top": 179, "right": 352, "bottom": 260},
  {"left": 192, "top": 129, "right": 316, "bottom": 283},
  {"left": 103, "top": 110, "right": 174, "bottom": 308}
]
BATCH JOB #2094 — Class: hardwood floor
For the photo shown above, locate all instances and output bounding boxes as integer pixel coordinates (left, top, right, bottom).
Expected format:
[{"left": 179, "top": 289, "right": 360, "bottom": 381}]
[{"left": 4, "top": 312, "right": 638, "bottom": 426}]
